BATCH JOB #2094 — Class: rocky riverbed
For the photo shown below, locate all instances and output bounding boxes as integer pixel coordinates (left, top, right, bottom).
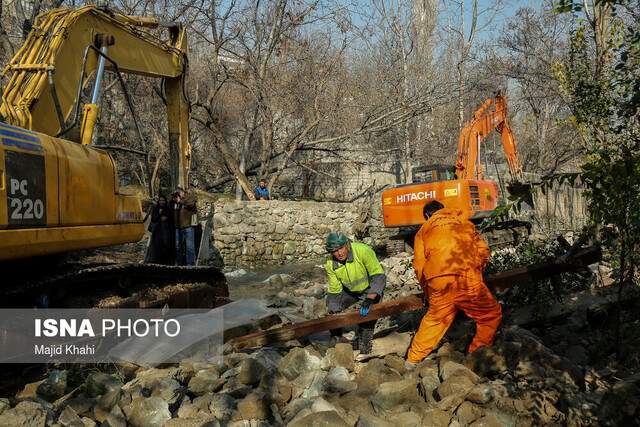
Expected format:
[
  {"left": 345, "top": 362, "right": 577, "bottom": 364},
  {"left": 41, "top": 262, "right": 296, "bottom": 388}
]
[{"left": 1, "top": 252, "right": 638, "bottom": 426}]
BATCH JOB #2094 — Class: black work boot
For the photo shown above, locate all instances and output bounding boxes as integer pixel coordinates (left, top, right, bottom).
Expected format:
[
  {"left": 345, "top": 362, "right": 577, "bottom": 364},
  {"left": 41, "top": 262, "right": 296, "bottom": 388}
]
[{"left": 358, "top": 328, "right": 374, "bottom": 355}]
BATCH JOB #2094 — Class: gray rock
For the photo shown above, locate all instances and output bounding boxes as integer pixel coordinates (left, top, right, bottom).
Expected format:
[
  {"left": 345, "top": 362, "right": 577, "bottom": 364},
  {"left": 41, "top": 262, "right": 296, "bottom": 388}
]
[
  {"left": 514, "top": 361, "right": 544, "bottom": 379},
  {"left": 0, "top": 398, "right": 9, "bottom": 415},
  {"left": 283, "top": 242, "right": 297, "bottom": 255},
  {"left": 291, "top": 371, "right": 317, "bottom": 399},
  {"left": 421, "top": 408, "right": 452, "bottom": 426},
  {"left": 209, "top": 393, "right": 237, "bottom": 421},
  {"left": 465, "top": 347, "right": 508, "bottom": 377},
  {"left": 16, "top": 381, "right": 43, "bottom": 401},
  {"left": 417, "top": 360, "right": 440, "bottom": 400},
  {"left": 469, "top": 414, "right": 506, "bottom": 427},
  {"left": 164, "top": 418, "right": 220, "bottom": 427},
  {"left": 188, "top": 370, "right": 224, "bottom": 396},
  {"left": 383, "top": 354, "right": 408, "bottom": 374},
  {"left": 437, "top": 394, "right": 465, "bottom": 412},
  {"left": 436, "top": 374, "right": 475, "bottom": 399},
  {"left": 85, "top": 373, "right": 122, "bottom": 398},
  {"left": 394, "top": 411, "right": 422, "bottom": 427},
  {"left": 283, "top": 398, "right": 313, "bottom": 422},
  {"left": 235, "top": 392, "right": 270, "bottom": 421},
  {"left": 37, "top": 370, "right": 67, "bottom": 401},
  {"left": 150, "top": 378, "right": 183, "bottom": 408},
  {"left": 465, "top": 383, "right": 507, "bottom": 405},
  {"left": 333, "top": 343, "right": 355, "bottom": 371},
  {"left": 356, "top": 358, "right": 401, "bottom": 395},
  {"left": 597, "top": 373, "right": 640, "bottom": 426},
  {"left": 81, "top": 417, "right": 96, "bottom": 427},
  {"left": 123, "top": 396, "right": 171, "bottom": 427},
  {"left": 288, "top": 410, "right": 350, "bottom": 427},
  {"left": 324, "top": 367, "right": 357, "bottom": 395},
  {"left": 238, "top": 358, "right": 266, "bottom": 385},
  {"left": 301, "top": 371, "right": 327, "bottom": 399},
  {"left": 252, "top": 349, "right": 283, "bottom": 371},
  {"left": 455, "top": 401, "right": 484, "bottom": 425},
  {"left": 64, "top": 396, "right": 95, "bottom": 417},
  {"left": 311, "top": 397, "right": 339, "bottom": 413},
  {"left": 439, "top": 361, "right": 480, "bottom": 384},
  {"left": 225, "top": 269, "right": 247, "bottom": 278},
  {"left": 370, "top": 378, "right": 419, "bottom": 412},
  {"left": 58, "top": 406, "right": 83, "bottom": 427},
  {"left": 0, "top": 401, "right": 48, "bottom": 427},
  {"left": 278, "top": 347, "right": 321, "bottom": 380},
  {"left": 356, "top": 413, "right": 394, "bottom": 427},
  {"left": 222, "top": 376, "right": 252, "bottom": 399},
  {"left": 103, "top": 411, "right": 127, "bottom": 427},
  {"left": 369, "top": 332, "right": 412, "bottom": 358}
]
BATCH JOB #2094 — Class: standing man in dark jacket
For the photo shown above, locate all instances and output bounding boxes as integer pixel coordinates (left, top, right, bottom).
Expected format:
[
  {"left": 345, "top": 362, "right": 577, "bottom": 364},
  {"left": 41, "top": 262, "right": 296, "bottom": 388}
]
[
  {"left": 172, "top": 188, "right": 198, "bottom": 265},
  {"left": 146, "top": 194, "right": 175, "bottom": 264},
  {"left": 325, "top": 231, "right": 386, "bottom": 354}
]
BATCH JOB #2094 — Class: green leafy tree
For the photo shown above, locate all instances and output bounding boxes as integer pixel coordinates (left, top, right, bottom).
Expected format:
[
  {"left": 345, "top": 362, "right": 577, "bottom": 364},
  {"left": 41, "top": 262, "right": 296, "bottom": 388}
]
[{"left": 554, "top": 0, "right": 640, "bottom": 355}]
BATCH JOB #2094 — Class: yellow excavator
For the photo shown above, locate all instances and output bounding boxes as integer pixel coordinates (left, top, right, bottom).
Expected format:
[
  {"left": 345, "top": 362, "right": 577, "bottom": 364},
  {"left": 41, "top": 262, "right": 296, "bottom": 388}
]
[{"left": 0, "top": 5, "right": 227, "bottom": 307}]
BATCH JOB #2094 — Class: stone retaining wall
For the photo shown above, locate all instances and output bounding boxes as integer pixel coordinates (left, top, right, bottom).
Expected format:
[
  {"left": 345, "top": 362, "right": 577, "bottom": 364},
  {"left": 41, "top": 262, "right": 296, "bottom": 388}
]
[{"left": 213, "top": 200, "right": 363, "bottom": 267}]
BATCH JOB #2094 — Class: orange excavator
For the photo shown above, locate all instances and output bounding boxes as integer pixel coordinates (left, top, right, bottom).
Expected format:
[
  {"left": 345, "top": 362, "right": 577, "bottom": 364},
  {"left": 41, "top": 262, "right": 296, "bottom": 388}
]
[{"left": 381, "top": 92, "right": 529, "bottom": 251}]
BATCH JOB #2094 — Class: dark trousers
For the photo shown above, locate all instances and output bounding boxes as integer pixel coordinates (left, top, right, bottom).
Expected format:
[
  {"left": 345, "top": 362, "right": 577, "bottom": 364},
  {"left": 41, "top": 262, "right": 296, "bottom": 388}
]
[{"left": 329, "top": 290, "right": 379, "bottom": 337}]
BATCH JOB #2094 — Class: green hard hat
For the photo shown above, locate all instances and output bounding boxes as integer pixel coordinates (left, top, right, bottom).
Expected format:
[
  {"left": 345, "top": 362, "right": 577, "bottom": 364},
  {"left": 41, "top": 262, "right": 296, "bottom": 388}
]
[{"left": 326, "top": 232, "right": 349, "bottom": 252}]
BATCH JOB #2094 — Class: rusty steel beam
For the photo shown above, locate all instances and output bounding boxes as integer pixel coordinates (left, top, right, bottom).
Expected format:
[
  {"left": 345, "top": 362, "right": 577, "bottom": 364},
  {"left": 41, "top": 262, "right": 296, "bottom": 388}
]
[
  {"left": 487, "top": 245, "right": 601, "bottom": 292},
  {"left": 229, "top": 245, "right": 602, "bottom": 350}
]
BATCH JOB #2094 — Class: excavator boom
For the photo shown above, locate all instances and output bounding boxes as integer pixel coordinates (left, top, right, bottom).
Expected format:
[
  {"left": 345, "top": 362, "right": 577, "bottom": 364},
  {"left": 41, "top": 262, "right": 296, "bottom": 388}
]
[
  {"left": 1, "top": 5, "right": 190, "bottom": 188},
  {"left": 455, "top": 93, "right": 523, "bottom": 181},
  {"left": 0, "top": 5, "right": 190, "bottom": 260}
]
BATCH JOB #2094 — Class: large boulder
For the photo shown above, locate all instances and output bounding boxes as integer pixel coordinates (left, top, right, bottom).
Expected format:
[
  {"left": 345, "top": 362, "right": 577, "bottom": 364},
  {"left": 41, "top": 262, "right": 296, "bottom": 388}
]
[
  {"left": 237, "top": 358, "right": 266, "bottom": 386},
  {"left": 436, "top": 374, "right": 476, "bottom": 400},
  {"left": 234, "top": 392, "right": 270, "bottom": 421},
  {"left": 355, "top": 358, "right": 401, "bottom": 395},
  {"left": 0, "top": 401, "right": 49, "bottom": 427},
  {"left": 37, "top": 369, "right": 67, "bottom": 401},
  {"left": 123, "top": 396, "right": 171, "bottom": 427},
  {"left": 288, "top": 410, "right": 350, "bottom": 427},
  {"left": 58, "top": 406, "right": 83, "bottom": 427},
  {"left": 322, "top": 343, "right": 355, "bottom": 372},
  {"left": 324, "top": 367, "right": 357, "bottom": 395},
  {"left": 188, "top": 370, "right": 225, "bottom": 396},
  {"left": 278, "top": 347, "right": 322, "bottom": 380},
  {"left": 370, "top": 378, "right": 420, "bottom": 412},
  {"left": 85, "top": 372, "right": 122, "bottom": 398},
  {"left": 465, "top": 347, "right": 509, "bottom": 378},
  {"left": 597, "top": 373, "right": 640, "bottom": 425},
  {"left": 417, "top": 360, "right": 440, "bottom": 401},
  {"left": 439, "top": 361, "right": 480, "bottom": 384}
]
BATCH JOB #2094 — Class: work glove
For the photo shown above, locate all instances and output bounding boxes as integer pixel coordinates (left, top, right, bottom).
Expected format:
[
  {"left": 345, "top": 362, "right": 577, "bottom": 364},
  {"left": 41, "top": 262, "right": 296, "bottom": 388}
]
[{"left": 359, "top": 298, "right": 375, "bottom": 317}]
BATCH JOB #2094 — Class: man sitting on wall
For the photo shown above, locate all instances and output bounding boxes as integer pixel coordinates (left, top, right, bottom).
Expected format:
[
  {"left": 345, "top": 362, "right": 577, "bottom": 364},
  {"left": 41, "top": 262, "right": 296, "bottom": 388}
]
[{"left": 254, "top": 178, "right": 270, "bottom": 200}]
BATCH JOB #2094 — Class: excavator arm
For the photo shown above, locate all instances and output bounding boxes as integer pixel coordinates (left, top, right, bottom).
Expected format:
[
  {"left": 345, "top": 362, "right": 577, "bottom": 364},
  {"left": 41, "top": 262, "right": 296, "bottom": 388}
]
[
  {"left": 0, "top": 5, "right": 190, "bottom": 188},
  {"left": 455, "top": 93, "right": 523, "bottom": 182}
]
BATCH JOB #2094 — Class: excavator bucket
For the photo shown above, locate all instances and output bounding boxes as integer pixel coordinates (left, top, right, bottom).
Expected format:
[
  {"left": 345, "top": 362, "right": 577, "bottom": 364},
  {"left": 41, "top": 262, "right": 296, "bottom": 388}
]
[{"left": 505, "top": 180, "right": 535, "bottom": 209}]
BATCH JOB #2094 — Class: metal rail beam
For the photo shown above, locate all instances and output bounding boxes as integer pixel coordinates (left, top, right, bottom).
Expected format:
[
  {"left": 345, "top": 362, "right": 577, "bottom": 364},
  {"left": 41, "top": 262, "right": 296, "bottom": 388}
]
[{"left": 229, "top": 245, "right": 602, "bottom": 350}]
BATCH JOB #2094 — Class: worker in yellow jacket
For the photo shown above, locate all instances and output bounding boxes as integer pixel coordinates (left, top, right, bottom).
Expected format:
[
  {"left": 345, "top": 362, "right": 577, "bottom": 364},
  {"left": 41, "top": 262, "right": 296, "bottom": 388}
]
[
  {"left": 407, "top": 200, "right": 502, "bottom": 365},
  {"left": 325, "top": 231, "right": 386, "bottom": 354}
]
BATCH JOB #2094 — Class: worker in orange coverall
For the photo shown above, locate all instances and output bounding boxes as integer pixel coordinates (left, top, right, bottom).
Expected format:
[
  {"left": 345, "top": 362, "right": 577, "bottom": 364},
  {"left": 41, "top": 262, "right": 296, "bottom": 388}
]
[{"left": 406, "top": 200, "right": 502, "bottom": 365}]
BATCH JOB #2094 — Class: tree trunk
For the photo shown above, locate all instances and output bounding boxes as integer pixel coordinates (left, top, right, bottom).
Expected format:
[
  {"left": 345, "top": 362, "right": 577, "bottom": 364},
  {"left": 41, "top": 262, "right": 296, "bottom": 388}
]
[{"left": 214, "top": 135, "right": 256, "bottom": 200}]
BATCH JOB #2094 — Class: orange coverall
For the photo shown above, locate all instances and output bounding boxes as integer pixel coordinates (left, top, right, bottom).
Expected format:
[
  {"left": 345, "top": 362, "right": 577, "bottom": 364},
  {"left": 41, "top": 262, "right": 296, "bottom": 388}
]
[{"left": 407, "top": 208, "right": 502, "bottom": 363}]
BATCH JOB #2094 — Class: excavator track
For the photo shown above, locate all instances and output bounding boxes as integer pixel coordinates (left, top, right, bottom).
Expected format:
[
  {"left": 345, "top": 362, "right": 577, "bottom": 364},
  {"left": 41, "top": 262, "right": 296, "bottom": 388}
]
[{"left": 2, "top": 263, "right": 230, "bottom": 308}]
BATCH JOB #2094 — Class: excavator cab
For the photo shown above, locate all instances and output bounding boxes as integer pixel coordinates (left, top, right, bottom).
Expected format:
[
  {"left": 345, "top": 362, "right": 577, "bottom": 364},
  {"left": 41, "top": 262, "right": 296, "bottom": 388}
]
[{"left": 412, "top": 165, "right": 456, "bottom": 183}]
